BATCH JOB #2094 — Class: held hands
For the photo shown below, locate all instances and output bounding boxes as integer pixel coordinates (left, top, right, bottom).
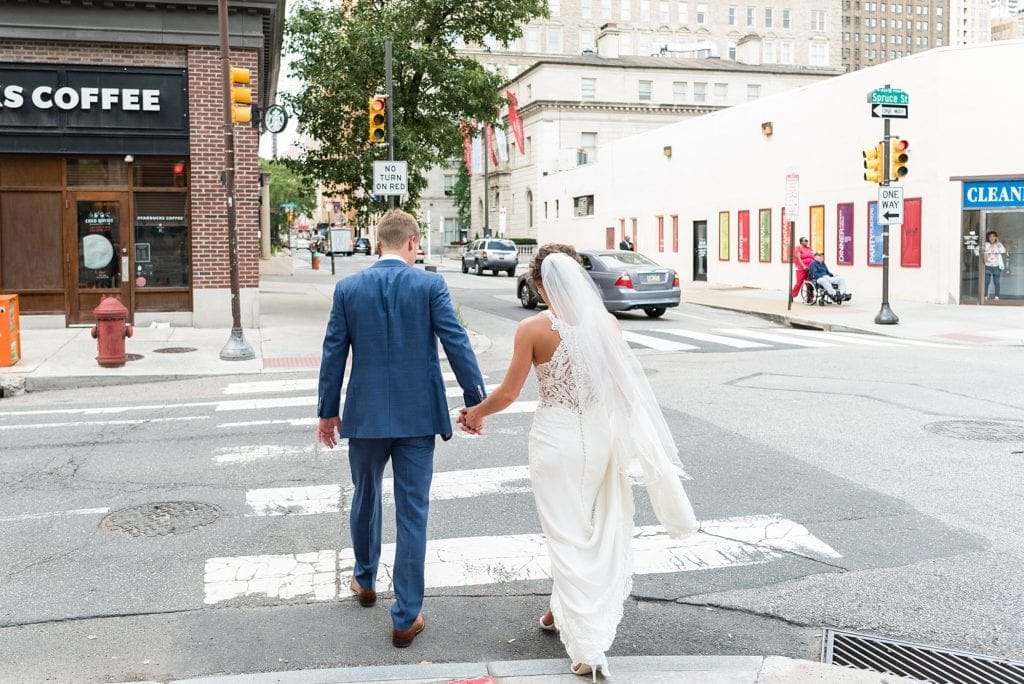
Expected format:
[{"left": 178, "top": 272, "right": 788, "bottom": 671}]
[
  {"left": 317, "top": 416, "right": 342, "bottom": 448},
  {"left": 458, "top": 406, "right": 485, "bottom": 435}
]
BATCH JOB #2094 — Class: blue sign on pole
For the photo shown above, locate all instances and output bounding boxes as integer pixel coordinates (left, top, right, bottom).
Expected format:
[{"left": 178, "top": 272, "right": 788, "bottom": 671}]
[
  {"left": 868, "top": 201, "right": 884, "bottom": 266},
  {"left": 962, "top": 180, "right": 1024, "bottom": 209}
]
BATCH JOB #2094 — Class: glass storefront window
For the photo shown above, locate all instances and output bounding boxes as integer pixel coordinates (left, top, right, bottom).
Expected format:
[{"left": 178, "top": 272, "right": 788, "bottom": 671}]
[
  {"left": 77, "top": 200, "right": 121, "bottom": 288},
  {"left": 134, "top": 192, "right": 188, "bottom": 288},
  {"left": 984, "top": 212, "right": 1023, "bottom": 302},
  {"left": 960, "top": 211, "right": 981, "bottom": 302},
  {"left": 134, "top": 159, "right": 188, "bottom": 187},
  {"left": 67, "top": 159, "right": 128, "bottom": 186}
]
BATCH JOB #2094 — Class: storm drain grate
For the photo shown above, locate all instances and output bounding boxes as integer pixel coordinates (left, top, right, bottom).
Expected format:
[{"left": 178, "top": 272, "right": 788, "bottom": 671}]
[
  {"left": 153, "top": 346, "right": 197, "bottom": 354},
  {"left": 823, "top": 629, "right": 1024, "bottom": 683},
  {"left": 923, "top": 420, "right": 1024, "bottom": 443}
]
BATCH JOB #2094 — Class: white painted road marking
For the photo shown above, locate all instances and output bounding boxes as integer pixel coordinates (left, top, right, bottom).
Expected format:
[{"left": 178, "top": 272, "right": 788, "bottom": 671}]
[
  {"left": 714, "top": 328, "right": 838, "bottom": 348},
  {"left": 0, "top": 507, "right": 110, "bottom": 523},
  {"left": 246, "top": 485, "right": 341, "bottom": 517},
  {"left": 213, "top": 444, "right": 329, "bottom": 464},
  {"left": 223, "top": 379, "right": 318, "bottom": 395},
  {"left": 203, "top": 515, "right": 840, "bottom": 604},
  {"left": 621, "top": 331, "right": 699, "bottom": 352},
  {"left": 218, "top": 417, "right": 319, "bottom": 429},
  {"left": 659, "top": 329, "right": 770, "bottom": 349},
  {"left": 0, "top": 416, "right": 209, "bottom": 431}
]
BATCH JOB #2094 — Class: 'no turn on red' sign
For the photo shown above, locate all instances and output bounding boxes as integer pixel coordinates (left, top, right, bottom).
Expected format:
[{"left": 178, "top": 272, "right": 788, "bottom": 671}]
[{"left": 373, "top": 161, "right": 408, "bottom": 196}]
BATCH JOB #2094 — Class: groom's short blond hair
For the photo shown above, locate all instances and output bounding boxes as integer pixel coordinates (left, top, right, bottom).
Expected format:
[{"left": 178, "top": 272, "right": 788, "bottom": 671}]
[{"left": 377, "top": 209, "right": 419, "bottom": 249}]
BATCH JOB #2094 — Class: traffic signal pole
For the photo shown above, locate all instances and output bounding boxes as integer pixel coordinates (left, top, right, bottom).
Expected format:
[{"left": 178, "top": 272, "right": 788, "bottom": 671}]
[
  {"left": 385, "top": 40, "right": 397, "bottom": 210},
  {"left": 875, "top": 92, "right": 899, "bottom": 325},
  {"left": 217, "top": 0, "right": 255, "bottom": 360}
]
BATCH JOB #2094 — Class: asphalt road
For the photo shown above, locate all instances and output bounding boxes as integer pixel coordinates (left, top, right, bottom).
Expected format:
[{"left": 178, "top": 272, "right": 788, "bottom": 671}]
[{"left": 1, "top": 262, "right": 1023, "bottom": 682}]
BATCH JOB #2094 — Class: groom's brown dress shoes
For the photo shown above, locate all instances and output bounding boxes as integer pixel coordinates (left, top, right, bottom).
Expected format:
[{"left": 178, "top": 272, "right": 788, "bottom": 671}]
[
  {"left": 349, "top": 576, "right": 376, "bottom": 607},
  {"left": 391, "top": 614, "right": 425, "bottom": 648}
]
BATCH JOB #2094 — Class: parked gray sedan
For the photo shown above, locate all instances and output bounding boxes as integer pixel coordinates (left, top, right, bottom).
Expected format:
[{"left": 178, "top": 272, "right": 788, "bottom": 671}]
[{"left": 517, "top": 249, "right": 680, "bottom": 318}]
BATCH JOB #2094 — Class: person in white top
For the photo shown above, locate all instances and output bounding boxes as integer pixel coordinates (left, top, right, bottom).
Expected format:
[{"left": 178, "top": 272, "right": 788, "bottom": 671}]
[
  {"left": 983, "top": 231, "right": 1007, "bottom": 301},
  {"left": 458, "top": 243, "right": 698, "bottom": 679}
]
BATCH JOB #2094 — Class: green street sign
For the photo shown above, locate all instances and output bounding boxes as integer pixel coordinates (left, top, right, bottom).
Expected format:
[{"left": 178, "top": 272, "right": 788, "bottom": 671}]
[
  {"left": 869, "top": 88, "right": 908, "bottom": 106},
  {"left": 280, "top": 201, "right": 298, "bottom": 209}
]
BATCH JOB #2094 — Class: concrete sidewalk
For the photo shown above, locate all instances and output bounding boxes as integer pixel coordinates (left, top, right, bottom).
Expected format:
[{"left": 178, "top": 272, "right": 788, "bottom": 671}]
[
  {"left": 166, "top": 655, "right": 917, "bottom": 684},
  {"left": 1, "top": 253, "right": 1021, "bottom": 396}
]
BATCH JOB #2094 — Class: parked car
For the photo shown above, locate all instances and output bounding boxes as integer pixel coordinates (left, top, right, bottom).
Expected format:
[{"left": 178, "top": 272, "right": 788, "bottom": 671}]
[
  {"left": 353, "top": 237, "right": 371, "bottom": 255},
  {"left": 289, "top": 235, "right": 310, "bottom": 251},
  {"left": 415, "top": 246, "right": 425, "bottom": 263},
  {"left": 516, "top": 249, "right": 680, "bottom": 318},
  {"left": 462, "top": 238, "right": 519, "bottom": 276}
]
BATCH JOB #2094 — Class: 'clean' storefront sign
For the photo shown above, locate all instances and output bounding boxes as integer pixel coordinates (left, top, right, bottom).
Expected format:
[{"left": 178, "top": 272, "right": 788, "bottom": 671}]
[{"left": 963, "top": 180, "right": 1024, "bottom": 210}]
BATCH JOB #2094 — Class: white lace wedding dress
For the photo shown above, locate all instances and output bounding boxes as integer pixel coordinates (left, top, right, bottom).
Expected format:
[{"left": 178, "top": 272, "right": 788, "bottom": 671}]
[{"left": 529, "top": 311, "right": 637, "bottom": 674}]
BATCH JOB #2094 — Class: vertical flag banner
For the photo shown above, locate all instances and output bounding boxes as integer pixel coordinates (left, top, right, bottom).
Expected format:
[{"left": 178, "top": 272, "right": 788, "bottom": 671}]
[
  {"left": 471, "top": 133, "right": 483, "bottom": 175},
  {"left": 901, "top": 198, "right": 922, "bottom": 267},
  {"left": 494, "top": 126, "right": 510, "bottom": 163},
  {"left": 868, "top": 201, "right": 884, "bottom": 266},
  {"left": 485, "top": 125, "right": 499, "bottom": 166},
  {"left": 719, "top": 211, "right": 730, "bottom": 261},
  {"left": 810, "top": 205, "right": 825, "bottom": 254},
  {"left": 758, "top": 208, "right": 772, "bottom": 262},
  {"left": 737, "top": 210, "right": 750, "bottom": 262},
  {"left": 837, "top": 203, "right": 854, "bottom": 265},
  {"left": 505, "top": 90, "right": 525, "bottom": 153},
  {"left": 459, "top": 121, "right": 473, "bottom": 173}
]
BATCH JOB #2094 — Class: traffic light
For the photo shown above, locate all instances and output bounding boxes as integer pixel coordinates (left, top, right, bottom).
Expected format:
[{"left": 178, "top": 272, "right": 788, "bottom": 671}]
[
  {"left": 368, "top": 96, "right": 387, "bottom": 144},
  {"left": 889, "top": 137, "right": 909, "bottom": 181},
  {"left": 862, "top": 143, "right": 884, "bottom": 184},
  {"left": 230, "top": 66, "right": 252, "bottom": 125}
]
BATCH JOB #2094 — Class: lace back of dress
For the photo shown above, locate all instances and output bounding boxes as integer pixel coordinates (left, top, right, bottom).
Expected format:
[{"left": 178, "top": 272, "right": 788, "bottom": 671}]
[{"left": 536, "top": 314, "right": 598, "bottom": 412}]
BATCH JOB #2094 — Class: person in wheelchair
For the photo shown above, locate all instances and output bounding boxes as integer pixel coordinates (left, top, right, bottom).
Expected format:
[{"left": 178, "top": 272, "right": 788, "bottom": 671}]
[{"left": 807, "top": 252, "right": 851, "bottom": 304}]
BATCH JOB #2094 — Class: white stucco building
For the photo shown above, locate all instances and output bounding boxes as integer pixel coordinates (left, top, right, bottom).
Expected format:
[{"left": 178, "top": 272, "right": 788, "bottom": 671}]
[{"left": 535, "top": 39, "right": 1024, "bottom": 306}]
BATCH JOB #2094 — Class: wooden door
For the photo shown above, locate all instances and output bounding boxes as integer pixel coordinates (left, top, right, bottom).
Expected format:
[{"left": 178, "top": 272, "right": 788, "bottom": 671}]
[{"left": 65, "top": 192, "right": 132, "bottom": 324}]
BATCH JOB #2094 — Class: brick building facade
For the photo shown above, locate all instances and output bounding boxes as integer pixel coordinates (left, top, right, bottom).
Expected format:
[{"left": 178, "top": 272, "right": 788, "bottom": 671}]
[{"left": 0, "top": 0, "right": 283, "bottom": 327}]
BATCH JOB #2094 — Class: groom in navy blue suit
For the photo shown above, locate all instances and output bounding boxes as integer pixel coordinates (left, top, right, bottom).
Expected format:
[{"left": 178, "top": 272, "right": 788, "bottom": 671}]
[{"left": 317, "top": 209, "right": 486, "bottom": 648}]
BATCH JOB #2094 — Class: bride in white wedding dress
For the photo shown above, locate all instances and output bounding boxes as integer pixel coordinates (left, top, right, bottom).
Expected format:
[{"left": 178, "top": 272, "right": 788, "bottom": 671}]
[{"left": 459, "top": 244, "right": 698, "bottom": 678}]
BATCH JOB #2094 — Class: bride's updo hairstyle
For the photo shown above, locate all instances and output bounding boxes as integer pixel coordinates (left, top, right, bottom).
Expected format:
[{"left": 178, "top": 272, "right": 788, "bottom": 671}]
[{"left": 528, "top": 243, "right": 581, "bottom": 287}]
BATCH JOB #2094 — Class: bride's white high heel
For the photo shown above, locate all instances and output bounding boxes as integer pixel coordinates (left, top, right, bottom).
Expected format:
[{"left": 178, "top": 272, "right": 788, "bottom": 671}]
[
  {"left": 539, "top": 609, "right": 557, "bottom": 632},
  {"left": 571, "top": 662, "right": 598, "bottom": 681}
]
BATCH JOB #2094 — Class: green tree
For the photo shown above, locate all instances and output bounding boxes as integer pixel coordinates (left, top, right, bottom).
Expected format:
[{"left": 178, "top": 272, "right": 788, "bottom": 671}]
[
  {"left": 260, "top": 158, "right": 317, "bottom": 243},
  {"left": 283, "top": 0, "right": 546, "bottom": 219}
]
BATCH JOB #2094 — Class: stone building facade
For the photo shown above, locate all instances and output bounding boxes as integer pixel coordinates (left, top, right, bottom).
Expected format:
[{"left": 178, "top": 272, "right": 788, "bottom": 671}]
[{"left": 841, "top": 0, "right": 951, "bottom": 71}]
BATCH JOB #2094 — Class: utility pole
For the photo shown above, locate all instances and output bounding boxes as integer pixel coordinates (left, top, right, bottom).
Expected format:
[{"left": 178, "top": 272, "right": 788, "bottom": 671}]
[
  {"left": 385, "top": 40, "right": 397, "bottom": 210},
  {"left": 483, "top": 127, "right": 490, "bottom": 238},
  {"left": 217, "top": 0, "right": 255, "bottom": 360}
]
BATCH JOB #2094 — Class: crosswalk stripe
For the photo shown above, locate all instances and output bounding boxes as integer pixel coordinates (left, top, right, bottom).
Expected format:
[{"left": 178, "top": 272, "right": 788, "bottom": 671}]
[
  {"left": 0, "top": 416, "right": 208, "bottom": 431},
  {"left": 621, "top": 330, "right": 699, "bottom": 351},
  {"left": 203, "top": 514, "right": 840, "bottom": 604},
  {"left": 213, "top": 444, "right": 327, "bottom": 464},
  {"left": 778, "top": 330, "right": 900, "bottom": 347},
  {"left": 658, "top": 329, "right": 770, "bottom": 349},
  {"left": 223, "top": 379, "right": 317, "bottom": 395},
  {"left": 218, "top": 417, "right": 318, "bottom": 429},
  {"left": 714, "top": 328, "right": 838, "bottom": 348},
  {"left": 241, "top": 464, "right": 694, "bottom": 517}
]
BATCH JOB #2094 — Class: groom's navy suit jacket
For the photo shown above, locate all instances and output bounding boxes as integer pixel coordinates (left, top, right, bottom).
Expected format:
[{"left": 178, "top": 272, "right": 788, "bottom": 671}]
[{"left": 317, "top": 258, "right": 485, "bottom": 439}]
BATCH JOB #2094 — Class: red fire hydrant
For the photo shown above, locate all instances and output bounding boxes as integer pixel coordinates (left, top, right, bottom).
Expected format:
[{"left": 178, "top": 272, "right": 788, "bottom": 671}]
[{"left": 91, "top": 296, "right": 133, "bottom": 367}]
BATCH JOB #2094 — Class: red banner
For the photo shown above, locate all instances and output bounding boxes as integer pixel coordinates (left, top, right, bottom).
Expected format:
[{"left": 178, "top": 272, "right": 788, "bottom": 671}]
[
  {"left": 901, "top": 198, "right": 922, "bottom": 267},
  {"left": 505, "top": 90, "right": 525, "bottom": 154},
  {"left": 485, "top": 124, "right": 498, "bottom": 166}
]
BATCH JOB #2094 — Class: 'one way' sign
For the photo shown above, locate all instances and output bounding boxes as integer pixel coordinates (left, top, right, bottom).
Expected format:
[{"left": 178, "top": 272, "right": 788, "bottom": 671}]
[{"left": 878, "top": 186, "right": 904, "bottom": 225}]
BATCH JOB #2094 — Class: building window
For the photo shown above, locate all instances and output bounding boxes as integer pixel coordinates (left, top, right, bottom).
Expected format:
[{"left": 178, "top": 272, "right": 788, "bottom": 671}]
[
  {"left": 526, "top": 136, "right": 533, "bottom": 163},
  {"left": 580, "top": 132, "right": 597, "bottom": 164},
  {"left": 746, "top": 83, "right": 761, "bottom": 100},
  {"left": 638, "top": 80, "right": 653, "bottom": 101},
  {"left": 638, "top": 33, "right": 652, "bottom": 55},
  {"left": 640, "top": 0, "right": 651, "bottom": 21},
  {"left": 781, "top": 41, "right": 794, "bottom": 63},
  {"left": 764, "top": 7, "right": 773, "bottom": 28},
  {"left": 133, "top": 191, "right": 189, "bottom": 289},
  {"left": 443, "top": 174, "right": 456, "bottom": 196},
  {"left": 809, "top": 42, "right": 829, "bottom": 65},
  {"left": 581, "top": 29, "right": 595, "bottom": 52},
  {"left": 581, "top": 0, "right": 592, "bottom": 17},
  {"left": 602, "top": 0, "right": 611, "bottom": 18},
  {"left": 672, "top": 80, "right": 687, "bottom": 102},
  {"left": 573, "top": 195, "right": 595, "bottom": 217},
  {"left": 812, "top": 9, "right": 827, "bottom": 31},
  {"left": 728, "top": 41, "right": 736, "bottom": 59},
  {"left": 527, "top": 190, "right": 534, "bottom": 228},
  {"left": 678, "top": 2, "right": 689, "bottom": 23},
  {"left": 547, "top": 28, "right": 562, "bottom": 53},
  {"left": 693, "top": 81, "right": 707, "bottom": 102},
  {"left": 763, "top": 41, "right": 775, "bottom": 62},
  {"left": 526, "top": 28, "right": 540, "bottom": 52},
  {"left": 659, "top": 1, "right": 670, "bottom": 22},
  {"left": 696, "top": 3, "right": 707, "bottom": 23},
  {"left": 728, "top": 5, "right": 737, "bottom": 25},
  {"left": 549, "top": 0, "right": 559, "bottom": 16},
  {"left": 544, "top": 201, "right": 548, "bottom": 220},
  {"left": 782, "top": 8, "right": 791, "bottom": 28},
  {"left": 555, "top": 199, "right": 559, "bottom": 219},
  {"left": 620, "top": 33, "right": 634, "bottom": 55},
  {"left": 581, "top": 77, "right": 596, "bottom": 99},
  {"left": 713, "top": 82, "right": 728, "bottom": 103},
  {"left": 621, "top": 0, "right": 631, "bottom": 20},
  {"left": 747, "top": 5, "right": 755, "bottom": 26}
]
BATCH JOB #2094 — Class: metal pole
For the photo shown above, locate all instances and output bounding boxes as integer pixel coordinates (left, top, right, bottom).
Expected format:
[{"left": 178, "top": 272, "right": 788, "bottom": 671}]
[
  {"left": 385, "top": 40, "right": 397, "bottom": 210},
  {"left": 218, "top": 0, "right": 255, "bottom": 360},
  {"left": 875, "top": 90, "right": 899, "bottom": 325},
  {"left": 786, "top": 220, "right": 794, "bottom": 311},
  {"left": 483, "top": 125, "right": 490, "bottom": 238}
]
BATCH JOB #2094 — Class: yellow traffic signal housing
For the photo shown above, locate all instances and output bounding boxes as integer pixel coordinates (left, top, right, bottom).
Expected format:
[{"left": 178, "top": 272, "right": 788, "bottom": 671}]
[
  {"left": 368, "top": 96, "right": 387, "bottom": 143},
  {"left": 230, "top": 66, "right": 252, "bottom": 125},
  {"left": 862, "top": 143, "right": 884, "bottom": 184},
  {"left": 890, "top": 138, "right": 909, "bottom": 181}
]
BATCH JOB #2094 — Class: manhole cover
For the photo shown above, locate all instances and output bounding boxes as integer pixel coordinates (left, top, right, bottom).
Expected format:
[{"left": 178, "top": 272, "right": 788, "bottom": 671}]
[
  {"left": 923, "top": 420, "right": 1024, "bottom": 442},
  {"left": 100, "top": 501, "right": 222, "bottom": 537},
  {"left": 125, "top": 353, "right": 144, "bottom": 362},
  {"left": 153, "top": 346, "right": 197, "bottom": 354}
]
